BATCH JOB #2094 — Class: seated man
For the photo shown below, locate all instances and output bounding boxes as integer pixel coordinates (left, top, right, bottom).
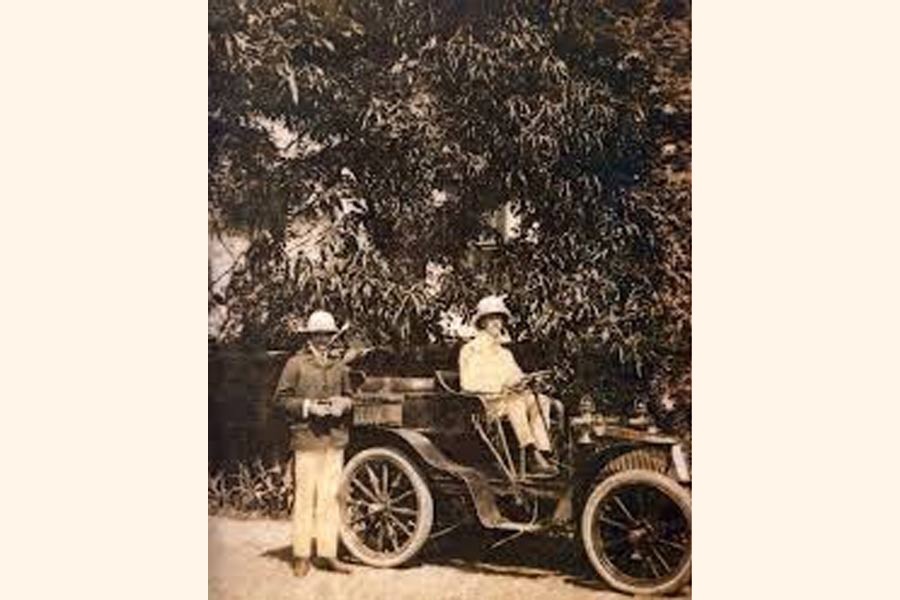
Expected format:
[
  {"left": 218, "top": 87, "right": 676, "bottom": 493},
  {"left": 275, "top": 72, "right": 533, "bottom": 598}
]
[{"left": 459, "top": 295, "right": 557, "bottom": 476}]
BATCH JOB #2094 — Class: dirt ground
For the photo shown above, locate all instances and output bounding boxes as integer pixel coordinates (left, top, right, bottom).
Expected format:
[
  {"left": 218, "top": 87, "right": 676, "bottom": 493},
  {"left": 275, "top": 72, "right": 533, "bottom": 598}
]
[{"left": 209, "top": 516, "right": 690, "bottom": 600}]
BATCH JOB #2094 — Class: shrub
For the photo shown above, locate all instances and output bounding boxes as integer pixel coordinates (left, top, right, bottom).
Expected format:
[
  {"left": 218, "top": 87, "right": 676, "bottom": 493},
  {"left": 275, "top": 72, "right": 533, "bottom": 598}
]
[{"left": 209, "top": 458, "right": 293, "bottom": 518}]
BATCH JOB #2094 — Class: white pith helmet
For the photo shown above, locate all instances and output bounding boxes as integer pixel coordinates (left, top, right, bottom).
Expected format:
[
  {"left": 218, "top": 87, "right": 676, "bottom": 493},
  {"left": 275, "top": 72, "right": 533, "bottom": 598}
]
[
  {"left": 301, "top": 309, "right": 339, "bottom": 334},
  {"left": 473, "top": 295, "right": 512, "bottom": 329}
]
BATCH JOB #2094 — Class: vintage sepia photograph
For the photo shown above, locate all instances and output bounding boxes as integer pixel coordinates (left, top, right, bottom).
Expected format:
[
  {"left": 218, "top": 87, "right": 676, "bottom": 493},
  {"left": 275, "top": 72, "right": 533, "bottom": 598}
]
[
  {"left": 5, "top": 3, "right": 899, "bottom": 600},
  {"left": 208, "top": 1, "right": 692, "bottom": 598}
]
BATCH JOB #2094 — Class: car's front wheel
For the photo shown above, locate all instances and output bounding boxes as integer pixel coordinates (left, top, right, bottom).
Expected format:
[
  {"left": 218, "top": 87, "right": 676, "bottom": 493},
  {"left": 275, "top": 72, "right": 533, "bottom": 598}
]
[
  {"left": 339, "top": 446, "right": 434, "bottom": 567},
  {"left": 581, "top": 469, "right": 691, "bottom": 596}
]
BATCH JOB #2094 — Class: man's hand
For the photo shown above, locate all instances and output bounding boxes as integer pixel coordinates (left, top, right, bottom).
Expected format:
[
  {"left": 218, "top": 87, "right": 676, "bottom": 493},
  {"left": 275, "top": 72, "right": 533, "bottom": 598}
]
[
  {"left": 503, "top": 371, "right": 552, "bottom": 394},
  {"left": 306, "top": 400, "right": 330, "bottom": 417},
  {"left": 502, "top": 376, "right": 528, "bottom": 394},
  {"left": 306, "top": 397, "right": 353, "bottom": 417},
  {"left": 328, "top": 396, "right": 353, "bottom": 416}
]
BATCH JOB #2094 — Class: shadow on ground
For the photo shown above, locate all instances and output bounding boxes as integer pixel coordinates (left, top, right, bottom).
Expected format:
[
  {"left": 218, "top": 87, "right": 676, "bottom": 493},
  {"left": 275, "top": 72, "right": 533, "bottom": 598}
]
[
  {"left": 256, "top": 527, "right": 689, "bottom": 595},
  {"left": 260, "top": 528, "right": 604, "bottom": 589},
  {"left": 419, "top": 528, "right": 610, "bottom": 592},
  {"left": 262, "top": 545, "right": 294, "bottom": 566}
]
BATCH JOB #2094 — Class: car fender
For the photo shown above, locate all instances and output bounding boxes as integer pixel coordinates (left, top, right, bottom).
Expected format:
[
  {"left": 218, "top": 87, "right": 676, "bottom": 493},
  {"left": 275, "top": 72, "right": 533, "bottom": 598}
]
[
  {"left": 573, "top": 441, "right": 684, "bottom": 508},
  {"left": 347, "top": 426, "right": 519, "bottom": 529}
]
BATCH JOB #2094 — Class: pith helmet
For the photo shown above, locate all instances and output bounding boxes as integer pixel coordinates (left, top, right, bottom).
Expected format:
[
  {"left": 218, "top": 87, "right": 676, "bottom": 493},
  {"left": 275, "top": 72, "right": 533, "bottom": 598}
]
[
  {"left": 301, "top": 310, "right": 339, "bottom": 334},
  {"left": 473, "top": 295, "right": 512, "bottom": 328}
]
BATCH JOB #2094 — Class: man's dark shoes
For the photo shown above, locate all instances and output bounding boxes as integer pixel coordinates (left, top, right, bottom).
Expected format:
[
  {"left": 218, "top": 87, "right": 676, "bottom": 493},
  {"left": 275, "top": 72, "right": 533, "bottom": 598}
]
[
  {"left": 312, "top": 557, "right": 352, "bottom": 574},
  {"left": 292, "top": 557, "right": 311, "bottom": 577}
]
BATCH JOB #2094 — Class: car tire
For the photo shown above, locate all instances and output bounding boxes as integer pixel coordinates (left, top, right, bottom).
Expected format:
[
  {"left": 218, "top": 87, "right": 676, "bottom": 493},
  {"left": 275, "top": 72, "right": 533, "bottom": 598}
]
[
  {"left": 581, "top": 469, "right": 691, "bottom": 596},
  {"left": 339, "top": 446, "right": 434, "bottom": 567}
]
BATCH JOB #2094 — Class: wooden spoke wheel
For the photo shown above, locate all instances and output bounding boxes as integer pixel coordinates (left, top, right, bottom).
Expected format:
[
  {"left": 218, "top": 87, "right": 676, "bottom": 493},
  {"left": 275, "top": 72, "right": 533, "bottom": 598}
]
[
  {"left": 339, "top": 447, "right": 433, "bottom": 567},
  {"left": 581, "top": 470, "right": 691, "bottom": 596}
]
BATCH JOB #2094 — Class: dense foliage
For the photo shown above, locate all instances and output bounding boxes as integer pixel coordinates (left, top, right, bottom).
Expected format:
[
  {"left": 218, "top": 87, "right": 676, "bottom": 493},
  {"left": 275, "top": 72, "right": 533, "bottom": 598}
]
[{"left": 209, "top": 0, "right": 691, "bottom": 414}]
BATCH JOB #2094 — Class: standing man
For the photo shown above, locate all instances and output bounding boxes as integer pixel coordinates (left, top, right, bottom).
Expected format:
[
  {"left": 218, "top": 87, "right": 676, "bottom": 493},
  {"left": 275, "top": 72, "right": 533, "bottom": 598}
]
[
  {"left": 274, "top": 309, "right": 354, "bottom": 577},
  {"left": 459, "top": 295, "right": 557, "bottom": 477}
]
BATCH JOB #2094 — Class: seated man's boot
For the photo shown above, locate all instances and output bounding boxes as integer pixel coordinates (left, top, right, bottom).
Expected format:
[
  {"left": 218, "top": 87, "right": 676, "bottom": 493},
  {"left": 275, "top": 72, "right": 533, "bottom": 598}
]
[
  {"left": 292, "top": 557, "right": 311, "bottom": 577},
  {"left": 312, "top": 557, "right": 352, "bottom": 574},
  {"left": 526, "top": 447, "right": 558, "bottom": 477}
]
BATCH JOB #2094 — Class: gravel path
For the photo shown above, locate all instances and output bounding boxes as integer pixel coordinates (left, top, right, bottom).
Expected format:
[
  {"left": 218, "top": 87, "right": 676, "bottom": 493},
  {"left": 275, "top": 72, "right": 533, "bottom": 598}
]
[{"left": 209, "top": 516, "right": 689, "bottom": 600}]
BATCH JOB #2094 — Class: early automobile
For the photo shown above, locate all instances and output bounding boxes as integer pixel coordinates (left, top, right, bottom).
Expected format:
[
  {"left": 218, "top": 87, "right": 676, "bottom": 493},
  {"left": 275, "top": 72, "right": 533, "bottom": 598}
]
[{"left": 338, "top": 367, "right": 691, "bottom": 596}]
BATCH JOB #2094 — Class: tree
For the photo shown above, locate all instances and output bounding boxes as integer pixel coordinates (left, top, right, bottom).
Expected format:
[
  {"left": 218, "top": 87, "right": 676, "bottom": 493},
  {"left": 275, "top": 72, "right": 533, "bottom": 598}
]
[{"left": 208, "top": 0, "right": 691, "bottom": 415}]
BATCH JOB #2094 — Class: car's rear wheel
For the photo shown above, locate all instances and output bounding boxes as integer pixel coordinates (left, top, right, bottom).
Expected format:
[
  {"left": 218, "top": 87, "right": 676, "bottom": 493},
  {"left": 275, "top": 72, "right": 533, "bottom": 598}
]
[
  {"left": 339, "top": 446, "right": 434, "bottom": 567},
  {"left": 581, "top": 470, "right": 691, "bottom": 596}
]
